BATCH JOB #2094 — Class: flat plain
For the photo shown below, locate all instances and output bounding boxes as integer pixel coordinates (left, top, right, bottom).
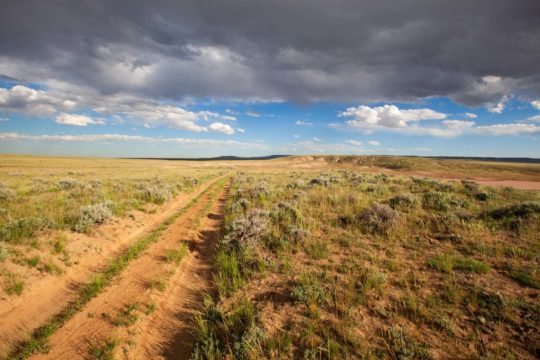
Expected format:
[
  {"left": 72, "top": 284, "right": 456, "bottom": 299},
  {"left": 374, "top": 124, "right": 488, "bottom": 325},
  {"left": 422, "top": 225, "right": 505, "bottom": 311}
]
[{"left": 0, "top": 154, "right": 539, "bottom": 359}]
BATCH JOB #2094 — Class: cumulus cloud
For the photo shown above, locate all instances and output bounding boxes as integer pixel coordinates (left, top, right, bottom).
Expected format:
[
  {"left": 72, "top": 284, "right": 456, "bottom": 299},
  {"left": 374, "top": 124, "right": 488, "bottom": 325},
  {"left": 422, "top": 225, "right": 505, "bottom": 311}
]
[
  {"left": 341, "top": 105, "right": 447, "bottom": 129},
  {"left": 55, "top": 113, "right": 105, "bottom": 126},
  {"left": 295, "top": 120, "right": 312, "bottom": 126},
  {"left": 341, "top": 104, "right": 540, "bottom": 137},
  {"left": 367, "top": 140, "right": 380, "bottom": 146},
  {"left": 0, "top": 85, "right": 241, "bottom": 134},
  {"left": 208, "top": 122, "right": 235, "bottom": 135},
  {"left": 532, "top": 100, "right": 540, "bottom": 110},
  {"left": 345, "top": 140, "right": 362, "bottom": 146},
  {"left": 487, "top": 95, "right": 510, "bottom": 114},
  {"left": 464, "top": 113, "right": 477, "bottom": 118},
  {"left": 0, "top": 85, "right": 77, "bottom": 116}
]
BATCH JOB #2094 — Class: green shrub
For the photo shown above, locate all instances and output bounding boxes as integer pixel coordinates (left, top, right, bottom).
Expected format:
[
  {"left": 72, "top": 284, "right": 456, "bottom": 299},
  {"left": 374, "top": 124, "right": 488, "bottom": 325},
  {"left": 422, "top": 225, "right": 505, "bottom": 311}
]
[
  {"left": 422, "top": 191, "right": 451, "bottom": 211},
  {"left": 0, "top": 217, "right": 54, "bottom": 243},
  {"left": 389, "top": 193, "right": 417, "bottom": 210},
  {"left": 73, "top": 200, "right": 115, "bottom": 233},
  {"left": 360, "top": 203, "right": 398, "bottom": 234}
]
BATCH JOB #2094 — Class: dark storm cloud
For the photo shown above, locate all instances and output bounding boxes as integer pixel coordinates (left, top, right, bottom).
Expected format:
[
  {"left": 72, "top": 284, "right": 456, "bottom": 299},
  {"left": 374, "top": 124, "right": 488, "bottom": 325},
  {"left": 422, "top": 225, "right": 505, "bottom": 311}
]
[{"left": 1, "top": 0, "right": 539, "bottom": 105}]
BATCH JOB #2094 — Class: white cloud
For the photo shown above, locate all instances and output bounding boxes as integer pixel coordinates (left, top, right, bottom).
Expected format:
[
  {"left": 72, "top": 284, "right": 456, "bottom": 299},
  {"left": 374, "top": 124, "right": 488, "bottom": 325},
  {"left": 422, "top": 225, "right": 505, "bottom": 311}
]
[
  {"left": 295, "top": 120, "right": 313, "bottom": 126},
  {"left": 225, "top": 108, "right": 240, "bottom": 115},
  {"left": 367, "top": 140, "right": 380, "bottom": 146},
  {"left": 487, "top": 95, "right": 510, "bottom": 113},
  {"left": 532, "top": 100, "right": 540, "bottom": 110},
  {"left": 345, "top": 140, "right": 362, "bottom": 146},
  {"left": 0, "top": 85, "right": 238, "bottom": 133},
  {"left": 341, "top": 103, "right": 540, "bottom": 137},
  {"left": 526, "top": 115, "right": 540, "bottom": 122},
  {"left": 473, "top": 123, "right": 540, "bottom": 136},
  {"left": 0, "top": 85, "right": 78, "bottom": 116},
  {"left": 237, "top": 128, "right": 245, "bottom": 133},
  {"left": 312, "top": 137, "right": 321, "bottom": 142},
  {"left": 341, "top": 104, "right": 446, "bottom": 129},
  {"left": 464, "top": 112, "right": 477, "bottom": 118},
  {"left": 0, "top": 132, "right": 269, "bottom": 149},
  {"left": 208, "top": 122, "right": 235, "bottom": 135},
  {"left": 55, "top": 113, "right": 105, "bottom": 126},
  {"left": 245, "top": 111, "right": 260, "bottom": 117},
  {"left": 293, "top": 134, "right": 300, "bottom": 138}
]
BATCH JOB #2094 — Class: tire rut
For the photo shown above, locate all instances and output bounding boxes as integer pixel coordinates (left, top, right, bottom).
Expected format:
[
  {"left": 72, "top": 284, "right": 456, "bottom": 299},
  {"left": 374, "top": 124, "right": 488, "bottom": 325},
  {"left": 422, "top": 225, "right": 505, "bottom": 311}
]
[{"left": 23, "top": 178, "right": 229, "bottom": 360}]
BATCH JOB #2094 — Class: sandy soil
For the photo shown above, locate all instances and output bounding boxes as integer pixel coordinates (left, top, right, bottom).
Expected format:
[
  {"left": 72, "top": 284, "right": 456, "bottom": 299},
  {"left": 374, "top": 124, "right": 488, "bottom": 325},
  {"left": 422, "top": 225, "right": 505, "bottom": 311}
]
[
  {"left": 473, "top": 180, "right": 540, "bottom": 190},
  {"left": 27, "top": 179, "right": 229, "bottom": 359},
  {"left": 0, "top": 175, "right": 224, "bottom": 357}
]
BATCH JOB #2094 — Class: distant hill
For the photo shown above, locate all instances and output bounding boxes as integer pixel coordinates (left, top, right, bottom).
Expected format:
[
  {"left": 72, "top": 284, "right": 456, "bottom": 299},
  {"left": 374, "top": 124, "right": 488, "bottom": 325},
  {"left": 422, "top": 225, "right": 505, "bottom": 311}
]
[
  {"left": 421, "top": 156, "right": 540, "bottom": 164},
  {"left": 130, "top": 155, "right": 291, "bottom": 161}
]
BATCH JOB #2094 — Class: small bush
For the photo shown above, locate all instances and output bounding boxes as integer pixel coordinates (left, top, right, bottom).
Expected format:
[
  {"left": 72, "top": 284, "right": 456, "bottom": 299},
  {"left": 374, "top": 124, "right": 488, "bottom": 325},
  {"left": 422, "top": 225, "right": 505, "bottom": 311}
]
[
  {"left": 360, "top": 203, "right": 398, "bottom": 234},
  {"left": 73, "top": 200, "right": 115, "bottom": 233},
  {"left": 487, "top": 201, "right": 540, "bottom": 220},
  {"left": 291, "top": 273, "right": 327, "bottom": 306},
  {"left": 389, "top": 193, "right": 417, "bottom": 210},
  {"left": 508, "top": 267, "right": 540, "bottom": 289},
  {"left": 231, "top": 198, "right": 250, "bottom": 213},
  {"left": 138, "top": 185, "right": 173, "bottom": 204},
  {"left": 223, "top": 209, "right": 268, "bottom": 251},
  {"left": 422, "top": 191, "right": 451, "bottom": 211},
  {"left": 58, "top": 178, "right": 81, "bottom": 190},
  {"left": 0, "top": 182, "right": 14, "bottom": 200},
  {"left": 0, "top": 217, "right": 54, "bottom": 243}
]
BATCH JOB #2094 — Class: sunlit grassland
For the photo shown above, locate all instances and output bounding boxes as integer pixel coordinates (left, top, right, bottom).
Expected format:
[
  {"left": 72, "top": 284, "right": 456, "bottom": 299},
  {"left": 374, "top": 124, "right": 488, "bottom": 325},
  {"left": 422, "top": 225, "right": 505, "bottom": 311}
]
[{"left": 192, "top": 170, "right": 540, "bottom": 359}]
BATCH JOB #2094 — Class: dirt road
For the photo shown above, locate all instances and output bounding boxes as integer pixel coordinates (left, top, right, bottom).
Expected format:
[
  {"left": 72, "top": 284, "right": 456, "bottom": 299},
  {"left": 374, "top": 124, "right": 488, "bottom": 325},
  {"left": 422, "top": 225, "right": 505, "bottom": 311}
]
[{"left": 4, "top": 177, "right": 229, "bottom": 359}]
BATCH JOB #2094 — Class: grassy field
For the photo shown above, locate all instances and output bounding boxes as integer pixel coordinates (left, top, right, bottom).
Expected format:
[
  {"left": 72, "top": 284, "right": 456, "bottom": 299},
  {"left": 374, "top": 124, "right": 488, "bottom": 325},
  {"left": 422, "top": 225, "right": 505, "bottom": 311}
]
[
  {"left": 0, "top": 155, "right": 539, "bottom": 359},
  {"left": 192, "top": 171, "right": 540, "bottom": 359}
]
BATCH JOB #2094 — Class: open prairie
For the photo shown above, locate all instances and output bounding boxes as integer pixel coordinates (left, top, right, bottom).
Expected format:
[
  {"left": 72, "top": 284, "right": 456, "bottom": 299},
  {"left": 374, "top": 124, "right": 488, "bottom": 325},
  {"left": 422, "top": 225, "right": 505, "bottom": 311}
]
[{"left": 0, "top": 154, "right": 539, "bottom": 359}]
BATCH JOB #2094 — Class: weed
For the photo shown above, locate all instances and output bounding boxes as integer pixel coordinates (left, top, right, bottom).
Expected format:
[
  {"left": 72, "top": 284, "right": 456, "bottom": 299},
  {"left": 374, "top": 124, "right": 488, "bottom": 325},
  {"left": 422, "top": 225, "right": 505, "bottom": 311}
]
[
  {"left": 88, "top": 337, "right": 118, "bottom": 360},
  {"left": 165, "top": 243, "right": 188, "bottom": 264},
  {"left": 27, "top": 255, "right": 40, "bottom": 267},
  {"left": 382, "top": 326, "right": 432, "bottom": 360},
  {"left": 3, "top": 272, "right": 24, "bottom": 295},
  {"left": 0, "top": 242, "right": 8, "bottom": 261},
  {"left": 428, "top": 253, "right": 490, "bottom": 274}
]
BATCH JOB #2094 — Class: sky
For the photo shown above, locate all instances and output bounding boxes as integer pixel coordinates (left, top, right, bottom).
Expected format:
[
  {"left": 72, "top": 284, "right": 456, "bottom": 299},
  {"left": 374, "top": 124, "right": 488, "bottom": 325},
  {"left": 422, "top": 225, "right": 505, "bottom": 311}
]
[{"left": 1, "top": 0, "right": 540, "bottom": 158}]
